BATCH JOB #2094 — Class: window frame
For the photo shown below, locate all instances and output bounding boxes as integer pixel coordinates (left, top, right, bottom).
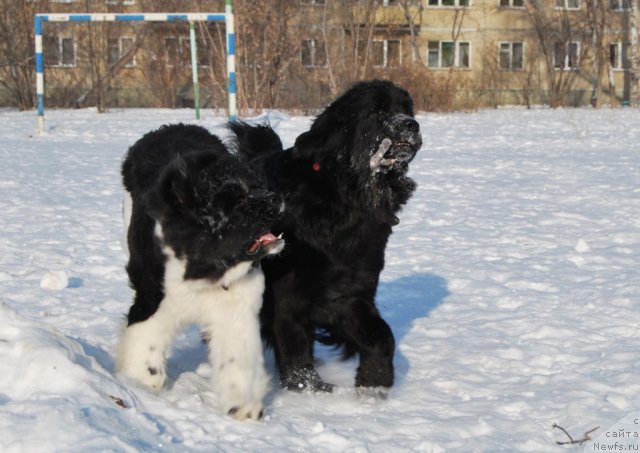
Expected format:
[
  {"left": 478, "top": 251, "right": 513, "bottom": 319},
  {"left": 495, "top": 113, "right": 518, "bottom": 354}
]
[
  {"left": 427, "top": 40, "right": 471, "bottom": 69},
  {"left": 108, "top": 36, "right": 136, "bottom": 68},
  {"left": 553, "top": 41, "right": 580, "bottom": 70},
  {"left": 163, "top": 36, "right": 212, "bottom": 68},
  {"left": 371, "top": 39, "right": 401, "bottom": 68},
  {"left": 427, "top": 0, "right": 471, "bottom": 8},
  {"left": 45, "top": 36, "right": 76, "bottom": 68},
  {"left": 498, "top": 41, "right": 524, "bottom": 71},
  {"left": 609, "top": 42, "right": 630, "bottom": 70},
  {"left": 554, "top": 0, "right": 581, "bottom": 10},
  {"left": 301, "top": 38, "right": 327, "bottom": 68},
  {"left": 499, "top": 0, "right": 524, "bottom": 8},
  {"left": 609, "top": 0, "right": 631, "bottom": 11}
]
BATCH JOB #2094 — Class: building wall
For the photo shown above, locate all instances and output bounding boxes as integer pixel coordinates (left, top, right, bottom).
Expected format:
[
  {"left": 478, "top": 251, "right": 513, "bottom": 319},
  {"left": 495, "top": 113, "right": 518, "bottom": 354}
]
[{"left": 10, "top": 0, "right": 640, "bottom": 110}]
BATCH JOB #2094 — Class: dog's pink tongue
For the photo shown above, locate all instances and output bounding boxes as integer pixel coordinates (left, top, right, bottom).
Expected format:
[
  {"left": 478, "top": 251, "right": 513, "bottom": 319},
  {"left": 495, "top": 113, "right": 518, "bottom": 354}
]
[
  {"left": 248, "top": 232, "right": 279, "bottom": 254},
  {"left": 258, "top": 232, "right": 278, "bottom": 246}
]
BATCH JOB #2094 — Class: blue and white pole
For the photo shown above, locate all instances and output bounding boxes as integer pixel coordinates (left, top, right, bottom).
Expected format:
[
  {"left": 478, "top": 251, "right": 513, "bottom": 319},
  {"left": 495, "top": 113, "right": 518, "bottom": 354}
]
[
  {"left": 225, "top": 0, "right": 237, "bottom": 121},
  {"left": 189, "top": 21, "right": 200, "bottom": 120},
  {"left": 35, "top": 15, "right": 45, "bottom": 135},
  {"left": 33, "top": 11, "right": 234, "bottom": 133}
]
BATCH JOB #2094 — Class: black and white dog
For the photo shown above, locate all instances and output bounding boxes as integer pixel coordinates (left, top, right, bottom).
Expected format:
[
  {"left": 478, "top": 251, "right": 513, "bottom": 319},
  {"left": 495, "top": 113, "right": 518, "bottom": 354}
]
[
  {"left": 117, "top": 124, "right": 284, "bottom": 420},
  {"left": 231, "top": 80, "right": 422, "bottom": 396}
]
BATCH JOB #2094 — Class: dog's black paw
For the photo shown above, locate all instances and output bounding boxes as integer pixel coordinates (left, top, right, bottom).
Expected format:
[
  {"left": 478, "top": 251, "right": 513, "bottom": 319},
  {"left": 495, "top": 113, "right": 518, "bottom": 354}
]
[
  {"left": 282, "top": 366, "right": 334, "bottom": 393},
  {"left": 355, "top": 357, "right": 394, "bottom": 390},
  {"left": 355, "top": 386, "right": 389, "bottom": 400}
]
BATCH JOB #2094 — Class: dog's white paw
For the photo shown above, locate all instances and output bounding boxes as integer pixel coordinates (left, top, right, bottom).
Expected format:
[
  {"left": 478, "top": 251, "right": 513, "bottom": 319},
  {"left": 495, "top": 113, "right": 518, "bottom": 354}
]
[
  {"left": 226, "top": 401, "right": 264, "bottom": 421},
  {"left": 119, "top": 361, "right": 166, "bottom": 391}
]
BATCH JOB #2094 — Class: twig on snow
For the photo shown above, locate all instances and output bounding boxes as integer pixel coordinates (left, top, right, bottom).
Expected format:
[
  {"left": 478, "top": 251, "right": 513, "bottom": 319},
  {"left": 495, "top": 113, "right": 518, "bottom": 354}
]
[
  {"left": 552, "top": 423, "right": 600, "bottom": 445},
  {"left": 109, "top": 395, "right": 129, "bottom": 409}
]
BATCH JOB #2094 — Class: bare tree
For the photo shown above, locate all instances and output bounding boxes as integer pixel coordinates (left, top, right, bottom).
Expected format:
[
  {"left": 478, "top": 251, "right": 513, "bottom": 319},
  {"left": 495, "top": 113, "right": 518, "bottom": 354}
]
[
  {"left": 198, "top": 21, "right": 230, "bottom": 108},
  {"left": 478, "top": 40, "right": 510, "bottom": 108},
  {"left": 519, "top": 44, "right": 541, "bottom": 108},
  {"left": 630, "top": 0, "right": 639, "bottom": 106},
  {"left": 316, "top": 0, "right": 407, "bottom": 91},
  {"left": 0, "top": 0, "right": 38, "bottom": 110},
  {"left": 320, "top": 0, "right": 340, "bottom": 97},
  {"left": 134, "top": 22, "right": 183, "bottom": 108},
  {"left": 340, "top": 0, "right": 379, "bottom": 81},
  {"left": 398, "top": 0, "right": 424, "bottom": 64},
  {"left": 234, "top": 0, "right": 301, "bottom": 112},
  {"left": 525, "top": 0, "right": 589, "bottom": 107},
  {"left": 585, "top": 0, "right": 609, "bottom": 107},
  {"left": 86, "top": 1, "right": 157, "bottom": 111}
]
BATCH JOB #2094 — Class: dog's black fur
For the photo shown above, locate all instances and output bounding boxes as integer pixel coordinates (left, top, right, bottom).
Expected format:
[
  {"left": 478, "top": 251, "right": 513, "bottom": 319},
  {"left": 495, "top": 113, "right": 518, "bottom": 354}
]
[
  {"left": 122, "top": 123, "right": 283, "bottom": 324},
  {"left": 231, "top": 80, "right": 422, "bottom": 393}
]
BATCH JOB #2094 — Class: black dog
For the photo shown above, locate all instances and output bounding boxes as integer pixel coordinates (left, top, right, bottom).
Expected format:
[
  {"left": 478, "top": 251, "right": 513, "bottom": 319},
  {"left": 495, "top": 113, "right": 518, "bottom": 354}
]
[
  {"left": 231, "top": 80, "right": 422, "bottom": 394},
  {"left": 118, "top": 124, "right": 284, "bottom": 420}
]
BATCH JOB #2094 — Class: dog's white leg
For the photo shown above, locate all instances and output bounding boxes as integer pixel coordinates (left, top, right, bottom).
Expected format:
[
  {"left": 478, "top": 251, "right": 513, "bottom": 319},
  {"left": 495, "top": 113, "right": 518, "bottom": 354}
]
[
  {"left": 116, "top": 308, "right": 179, "bottom": 391},
  {"left": 205, "top": 267, "right": 269, "bottom": 421}
]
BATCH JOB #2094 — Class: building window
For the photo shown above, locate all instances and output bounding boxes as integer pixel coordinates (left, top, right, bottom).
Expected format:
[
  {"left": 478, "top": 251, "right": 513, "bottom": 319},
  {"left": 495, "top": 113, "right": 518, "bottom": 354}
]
[
  {"left": 355, "top": 0, "right": 397, "bottom": 3},
  {"left": 609, "top": 0, "right": 630, "bottom": 11},
  {"left": 428, "top": 0, "right": 470, "bottom": 7},
  {"left": 428, "top": 41, "right": 470, "bottom": 69},
  {"left": 554, "top": 42, "right": 579, "bottom": 69},
  {"left": 610, "top": 42, "right": 630, "bottom": 70},
  {"left": 500, "top": 0, "right": 524, "bottom": 7},
  {"left": 164, "top": 37, "right": 211, "bottom": 67},
  {"left": 499, "top": 42, "right": 523, "bottom": 70},
  {"left": 44, "top": 36, "right": 75, "bottom": 67},
  {"left": 372, "top": 39, "right": 401, "bottom": 68},
  {"left": 301, "top": 39, "right": 327, "bottom": 68},
  {"left": 555, "top": 0, "right": 580, "bottom": 9},
  {"left": 108, "top": 37, "right": 135, "bottom": 68},
  {"left": 165, "top": 37, "right": 185, "bottom": 66}
]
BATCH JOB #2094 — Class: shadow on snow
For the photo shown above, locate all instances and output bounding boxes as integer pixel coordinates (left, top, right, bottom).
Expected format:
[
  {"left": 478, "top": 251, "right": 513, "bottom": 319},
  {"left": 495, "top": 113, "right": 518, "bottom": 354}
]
[
  {"left": 377, "top": 273, "right": 450, "bottom": 387},
  {"left": 77, "top": 273, "right": 449, "bottom": 396}
]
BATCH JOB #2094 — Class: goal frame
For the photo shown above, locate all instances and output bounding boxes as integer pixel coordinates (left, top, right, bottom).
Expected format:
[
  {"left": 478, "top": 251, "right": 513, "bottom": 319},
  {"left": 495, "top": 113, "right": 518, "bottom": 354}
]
[{"left": 34, "top": 7, "right": 236, "bottom": 134}]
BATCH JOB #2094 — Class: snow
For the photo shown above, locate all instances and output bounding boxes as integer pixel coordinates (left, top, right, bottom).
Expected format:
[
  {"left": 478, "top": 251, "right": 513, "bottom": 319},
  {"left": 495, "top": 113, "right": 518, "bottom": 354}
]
[{"left": 0, "top": 106, "right": 639, "bottom": 452}]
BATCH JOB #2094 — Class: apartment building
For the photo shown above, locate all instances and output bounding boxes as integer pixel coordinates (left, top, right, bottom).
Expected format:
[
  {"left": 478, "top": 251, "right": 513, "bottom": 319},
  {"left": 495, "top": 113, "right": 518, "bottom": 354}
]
[
  {"left": 2, "top": 0, "right": 638, "bottom": 110},
  {"left": 296, "top": 0, "right": 638, "bottom": 107}
]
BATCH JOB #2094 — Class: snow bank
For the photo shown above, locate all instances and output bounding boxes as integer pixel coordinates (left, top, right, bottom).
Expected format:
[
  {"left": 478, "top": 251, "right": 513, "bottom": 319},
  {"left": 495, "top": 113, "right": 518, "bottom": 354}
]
[{"left": 0, "top": 107, "right": 638, "bottom": 452}]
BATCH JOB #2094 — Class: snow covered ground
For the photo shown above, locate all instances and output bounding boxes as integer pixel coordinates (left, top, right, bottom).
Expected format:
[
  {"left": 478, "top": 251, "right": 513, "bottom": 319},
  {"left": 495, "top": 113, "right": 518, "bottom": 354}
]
[{"left": 0, "top": 106, "right": 638, "bottom": 452}]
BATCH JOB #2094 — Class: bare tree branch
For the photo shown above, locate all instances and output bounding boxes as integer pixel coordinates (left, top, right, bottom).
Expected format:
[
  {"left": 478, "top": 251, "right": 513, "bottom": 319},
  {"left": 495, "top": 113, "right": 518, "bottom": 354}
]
[{"left": 552, "top": 423, "right": 600, "bottom": 446}]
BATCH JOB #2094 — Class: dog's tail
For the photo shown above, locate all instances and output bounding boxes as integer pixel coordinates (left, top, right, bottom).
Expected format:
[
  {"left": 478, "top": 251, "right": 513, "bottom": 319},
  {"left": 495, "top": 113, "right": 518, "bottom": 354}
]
[{"left": 229, "top": 122, "right": 284, "bottom": 160}]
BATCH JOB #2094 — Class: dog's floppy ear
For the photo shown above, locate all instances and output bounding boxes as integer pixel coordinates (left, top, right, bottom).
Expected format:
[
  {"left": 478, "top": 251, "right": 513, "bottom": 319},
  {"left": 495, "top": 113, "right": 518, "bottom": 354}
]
[
  {"left": 292, "top": 129, "right": 323, "bottom": 161},
  {"left": 146, "top": 155, "right": 194, "bottom": 219},
  {"left": 293, "top": 127, "right": 349, "bottom": 166},
  {"left": 168, "top": 155, "right": 191, "bottom": 205}
]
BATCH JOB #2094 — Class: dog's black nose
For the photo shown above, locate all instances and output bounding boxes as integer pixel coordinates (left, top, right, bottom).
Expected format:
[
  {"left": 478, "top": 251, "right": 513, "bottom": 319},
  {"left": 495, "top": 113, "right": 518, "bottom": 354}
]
[{"left": 403, "top": 118, "right": 419, "bottom": 133}]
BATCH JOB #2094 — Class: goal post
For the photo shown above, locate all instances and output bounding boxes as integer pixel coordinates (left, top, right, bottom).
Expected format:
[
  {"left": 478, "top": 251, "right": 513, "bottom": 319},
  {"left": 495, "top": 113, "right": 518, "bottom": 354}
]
[{"left": 34, "top": 7, "right": 237, "bottom": 134}]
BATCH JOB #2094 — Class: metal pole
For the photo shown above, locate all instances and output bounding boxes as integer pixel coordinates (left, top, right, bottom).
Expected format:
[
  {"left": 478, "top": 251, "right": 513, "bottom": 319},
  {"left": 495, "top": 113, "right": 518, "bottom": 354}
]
[
  {"left": 189, "top": 22, "right": 200, "bottom": 120},
  {"left": 226, "top": 0, "right": 237, "bottom": 121},
  {"left": 35, "top": 15, "right": 45, "bottom": 135}
]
